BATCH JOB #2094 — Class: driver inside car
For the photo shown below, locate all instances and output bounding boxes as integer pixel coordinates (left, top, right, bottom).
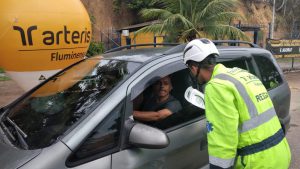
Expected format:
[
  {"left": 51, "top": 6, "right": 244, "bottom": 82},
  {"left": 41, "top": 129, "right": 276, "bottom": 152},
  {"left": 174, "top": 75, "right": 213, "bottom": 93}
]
[{"left": 133, "top": 76, "right": 182, "bottom": 123}]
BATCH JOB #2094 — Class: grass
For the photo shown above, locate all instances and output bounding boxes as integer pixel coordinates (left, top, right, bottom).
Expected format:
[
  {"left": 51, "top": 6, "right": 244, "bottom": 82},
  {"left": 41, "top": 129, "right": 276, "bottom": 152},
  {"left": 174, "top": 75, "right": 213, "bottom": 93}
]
[
  {"left": 0, "top": 76, "right": 10, "bottom": 81},
  {"left": 0, "top": 67, "right": 10, "bottom": 81},
  {"left": 276, "top": 58, "right": 300, "bottom": 63}
]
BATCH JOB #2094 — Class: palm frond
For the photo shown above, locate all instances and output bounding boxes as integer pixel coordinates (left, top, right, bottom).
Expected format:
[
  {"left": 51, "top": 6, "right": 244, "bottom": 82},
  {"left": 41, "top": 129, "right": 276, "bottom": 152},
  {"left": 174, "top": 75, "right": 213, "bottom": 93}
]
[
  {"left": 139, "top": 8, "right": 173, "bottom": 20},
  {"left": 207, "top": 12, "right": 244, "bottom": 23},
  {"left": 180, "top": 28, "right": 206, "bottom": 42},
  {"left": 164, "top": 13, "right": 194, "bottom": 29},
  {"left": 134, "top": 23, "right": 165, "bottom": 38},
  {"left": 197, "top": 0, "right": 238, "bottom": 22},
  {"left": 137, "top": 0, "right": 249, "bottom": 42},
  {"left": 203, "top": 24, "right": 250, "bottom": 41}
]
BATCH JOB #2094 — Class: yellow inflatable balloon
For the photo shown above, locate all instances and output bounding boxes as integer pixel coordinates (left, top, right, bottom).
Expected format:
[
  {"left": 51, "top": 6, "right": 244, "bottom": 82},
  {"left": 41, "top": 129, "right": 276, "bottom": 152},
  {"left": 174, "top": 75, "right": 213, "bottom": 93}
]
[{"left": 0, "top": 0, "right": 91, "bottom": 91}]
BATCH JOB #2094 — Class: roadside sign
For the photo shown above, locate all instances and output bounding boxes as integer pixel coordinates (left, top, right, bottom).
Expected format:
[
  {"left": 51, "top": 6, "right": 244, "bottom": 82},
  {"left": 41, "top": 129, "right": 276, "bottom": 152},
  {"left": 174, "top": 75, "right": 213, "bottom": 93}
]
[{"left": 266, "top": 39, "right": 300, "bottom": 58}]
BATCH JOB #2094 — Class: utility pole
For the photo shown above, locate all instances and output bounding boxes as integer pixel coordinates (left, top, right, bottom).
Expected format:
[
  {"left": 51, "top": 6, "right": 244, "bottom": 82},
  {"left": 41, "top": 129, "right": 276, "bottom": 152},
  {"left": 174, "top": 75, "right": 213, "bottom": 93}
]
[{"left": 271, "top": 0, "right": 276, "bottom": 39}]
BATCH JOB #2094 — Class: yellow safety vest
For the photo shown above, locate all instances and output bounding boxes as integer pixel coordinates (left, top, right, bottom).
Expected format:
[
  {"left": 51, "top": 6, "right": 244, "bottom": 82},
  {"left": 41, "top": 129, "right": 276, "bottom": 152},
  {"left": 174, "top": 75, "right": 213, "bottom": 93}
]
[{"left": 205, "top": 64, "right": 291, "bottom": 169}]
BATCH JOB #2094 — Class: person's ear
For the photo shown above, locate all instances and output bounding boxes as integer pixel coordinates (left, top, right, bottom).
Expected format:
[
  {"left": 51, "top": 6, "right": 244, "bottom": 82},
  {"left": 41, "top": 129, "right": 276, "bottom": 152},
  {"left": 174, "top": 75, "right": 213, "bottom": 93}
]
[{"left": 191, "top": 65, "right": 198, "bottom": 73}]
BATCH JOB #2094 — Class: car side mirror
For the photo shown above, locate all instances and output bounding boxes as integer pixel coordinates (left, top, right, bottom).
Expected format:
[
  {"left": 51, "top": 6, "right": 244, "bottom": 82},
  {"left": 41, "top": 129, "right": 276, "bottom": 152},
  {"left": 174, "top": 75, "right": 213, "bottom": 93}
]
[{"left": 129, "top": 123, "right": 169, "bottom": 149}]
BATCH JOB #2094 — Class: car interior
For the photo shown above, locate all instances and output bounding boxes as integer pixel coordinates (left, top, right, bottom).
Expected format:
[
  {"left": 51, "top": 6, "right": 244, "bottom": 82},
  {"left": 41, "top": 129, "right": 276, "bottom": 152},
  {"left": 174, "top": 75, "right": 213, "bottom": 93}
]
[{"left": 132, "top": 69, "right": 205, "bottom": 130}]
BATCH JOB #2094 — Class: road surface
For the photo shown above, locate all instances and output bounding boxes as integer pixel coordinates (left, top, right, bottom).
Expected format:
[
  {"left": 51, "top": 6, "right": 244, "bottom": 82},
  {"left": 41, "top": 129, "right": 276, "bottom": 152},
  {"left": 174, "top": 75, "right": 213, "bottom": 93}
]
[{"left": 285, "top": 71, "right": 300, "bottom": 169}]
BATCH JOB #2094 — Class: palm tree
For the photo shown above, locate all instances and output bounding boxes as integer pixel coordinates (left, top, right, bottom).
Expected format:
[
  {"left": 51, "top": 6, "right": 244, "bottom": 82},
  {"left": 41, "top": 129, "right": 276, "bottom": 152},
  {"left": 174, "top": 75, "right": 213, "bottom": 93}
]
[{"left": 135, "top": 0, "right": 249, "bottom": 42}]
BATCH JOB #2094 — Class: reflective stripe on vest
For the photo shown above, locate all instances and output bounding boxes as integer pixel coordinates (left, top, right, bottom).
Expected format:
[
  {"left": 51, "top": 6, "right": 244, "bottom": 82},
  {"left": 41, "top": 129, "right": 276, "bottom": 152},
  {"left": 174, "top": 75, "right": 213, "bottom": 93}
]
[
  {"left": 209, "top": 156, "right": 235, "bottom": 168},
  {"left": 241, "top": 107, "right": 276, "bottom": 133},
  {"left": 214, "top": 74, "right": 276, "bottom": 133}
]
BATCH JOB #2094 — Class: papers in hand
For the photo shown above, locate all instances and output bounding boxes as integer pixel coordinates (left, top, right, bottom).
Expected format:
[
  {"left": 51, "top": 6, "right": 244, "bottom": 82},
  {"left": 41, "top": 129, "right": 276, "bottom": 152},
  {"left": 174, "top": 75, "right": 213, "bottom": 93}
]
[{"left": 184, "top": 86, "right": 205, "bottom": 109}]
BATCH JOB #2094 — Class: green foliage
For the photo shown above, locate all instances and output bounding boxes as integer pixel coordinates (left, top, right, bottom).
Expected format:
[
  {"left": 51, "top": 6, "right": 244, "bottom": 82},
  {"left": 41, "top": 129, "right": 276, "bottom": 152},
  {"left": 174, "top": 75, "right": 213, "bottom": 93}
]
[
  {"left": 0, "top": 68, "right": 9, "bottom": 81},
  {"left": 127, "top": 0, "right": 160, "bottom": 11},
  {"left": 0, "top": 76, "right": 10, "bottom": 81},
  {"left": 135, "top": 0, "right": 249, "bottom": 42},
  {"left": 86, "top": 41, "right": 105, "bottom": 57},
  {"left": 113, "top": 0, "right": 122, "bottom": 12},
  {"left": 89, "top": 14, "right": 96, "bottom": 25},
  {"left": 87, "top": 12, "right": 104, "bottom": 57}
]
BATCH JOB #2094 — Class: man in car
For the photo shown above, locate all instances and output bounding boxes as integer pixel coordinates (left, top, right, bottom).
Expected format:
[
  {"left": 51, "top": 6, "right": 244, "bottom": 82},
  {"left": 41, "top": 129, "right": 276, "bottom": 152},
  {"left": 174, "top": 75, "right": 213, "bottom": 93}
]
[
  {"left": 183, "top": 38, "right": 291, "bottom": 169},
  {"left": 133, "top": 76, "right": 182, "bottom": 122}
]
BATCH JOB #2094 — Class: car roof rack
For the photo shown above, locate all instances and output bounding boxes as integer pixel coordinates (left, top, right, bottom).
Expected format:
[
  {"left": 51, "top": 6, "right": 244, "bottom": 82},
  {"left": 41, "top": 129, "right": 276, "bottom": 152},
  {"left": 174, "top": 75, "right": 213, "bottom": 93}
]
[
  {"left": 104, "top": 43, "right": 180, "bottom": 54},
  {"left": 163, "top": 40, "right": 260, "bottom": 55},
  {"left": 213, "top": 40, "right": 260, "bottom": 48},
  {"left": 104, "top": 40, "right": 259, "bottom": 54}
]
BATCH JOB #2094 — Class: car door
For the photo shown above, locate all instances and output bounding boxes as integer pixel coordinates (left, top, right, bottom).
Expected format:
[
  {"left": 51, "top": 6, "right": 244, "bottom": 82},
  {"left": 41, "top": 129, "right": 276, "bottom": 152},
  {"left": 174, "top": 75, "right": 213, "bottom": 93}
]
[
  {"left": 112, "top": 58, "right": 209, "bottom": 169},
  {"left": 251, "top": 54, "right": 291, "bottom": 131},
  {"left": 19, "top": 99, "right": 125, "bottom": 169},
  {"left": 221, "top": 54, "right": 291, "bottom": 132},
  {"left": 63, "top": 101, "right": 125, "bottom": 169}
]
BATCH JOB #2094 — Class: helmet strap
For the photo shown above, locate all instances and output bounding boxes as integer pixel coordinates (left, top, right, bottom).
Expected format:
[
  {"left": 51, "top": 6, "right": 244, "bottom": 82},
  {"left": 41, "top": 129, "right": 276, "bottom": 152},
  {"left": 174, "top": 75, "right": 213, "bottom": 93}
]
[
  {"left": 187, "top": 62, "right": 202, "bottom": 89},
  {"left": 196, "top": 64, "right": 201, "bottom": 80}
]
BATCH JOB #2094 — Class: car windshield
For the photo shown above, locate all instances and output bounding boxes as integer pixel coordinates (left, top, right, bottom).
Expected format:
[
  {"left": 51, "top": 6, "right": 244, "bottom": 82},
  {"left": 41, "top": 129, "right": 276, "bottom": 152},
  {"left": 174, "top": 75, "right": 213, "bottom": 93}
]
[{"left": 3, "top": 57, "right": 140, "bottom": 149}]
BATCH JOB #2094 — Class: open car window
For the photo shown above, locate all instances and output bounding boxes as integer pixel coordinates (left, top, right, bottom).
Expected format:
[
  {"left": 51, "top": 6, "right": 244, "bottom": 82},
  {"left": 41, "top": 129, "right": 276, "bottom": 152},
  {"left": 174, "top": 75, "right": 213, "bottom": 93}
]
[{"left": 132, "top": 68, "right": 204, "bottom": 131}]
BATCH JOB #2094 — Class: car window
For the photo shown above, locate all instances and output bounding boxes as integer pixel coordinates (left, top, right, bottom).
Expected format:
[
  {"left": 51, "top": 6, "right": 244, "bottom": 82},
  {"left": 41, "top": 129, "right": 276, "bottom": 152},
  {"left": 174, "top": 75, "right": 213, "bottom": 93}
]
[
  {"left": 221, "top": 59, "right": 248, "bottom": 71},
  {"left": 132, "top": 69, "right": 204, "bottom": 130},
  {"left": 253, "top": 55, "right": 283, "bottom": 90},
  {"left": 221, "top": 59, "right": 254, "bottom": 73},
  {"left": 3, "top": 58, "right": 140, "bottom": 149},
  {"left": 221, "top": 59, "right": 256, "bottom": 75},
  {"left": 67, "top": 101, "right": 124, "bottom": 167}
]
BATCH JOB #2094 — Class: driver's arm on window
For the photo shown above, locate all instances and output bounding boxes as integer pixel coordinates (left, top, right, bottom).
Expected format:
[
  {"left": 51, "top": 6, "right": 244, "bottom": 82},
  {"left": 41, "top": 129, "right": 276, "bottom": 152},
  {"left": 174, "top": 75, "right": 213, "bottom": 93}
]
[{"left": 133, "top": 109, "right": 172, "bottom": 121}]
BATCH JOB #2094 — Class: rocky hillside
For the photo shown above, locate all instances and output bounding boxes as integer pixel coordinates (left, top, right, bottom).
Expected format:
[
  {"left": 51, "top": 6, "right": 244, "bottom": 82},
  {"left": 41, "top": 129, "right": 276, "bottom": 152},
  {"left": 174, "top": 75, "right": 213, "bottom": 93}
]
[
  {"left": 80, "top": 0, "right": 135, "bottom": 42},
  {"left": 236, "top": 1, "right": 287, "bottom": 41},
  {"left": 81, "top": 0, "right": 286, "bottom": 42}
]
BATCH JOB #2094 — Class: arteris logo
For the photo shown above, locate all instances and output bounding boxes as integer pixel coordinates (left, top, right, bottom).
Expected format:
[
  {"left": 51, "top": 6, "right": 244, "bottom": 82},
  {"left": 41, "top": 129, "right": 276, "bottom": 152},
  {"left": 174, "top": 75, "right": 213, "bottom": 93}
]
[{"left": 13, "top": 25, "right": 91, "bottom": 46}]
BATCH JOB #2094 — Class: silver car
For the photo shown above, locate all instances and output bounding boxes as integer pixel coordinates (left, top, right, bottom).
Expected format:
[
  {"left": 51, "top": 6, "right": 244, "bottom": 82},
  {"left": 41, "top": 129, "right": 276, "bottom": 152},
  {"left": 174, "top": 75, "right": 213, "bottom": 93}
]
[{"left": 0, "top": 41, "right": 290, "bottom": 169}]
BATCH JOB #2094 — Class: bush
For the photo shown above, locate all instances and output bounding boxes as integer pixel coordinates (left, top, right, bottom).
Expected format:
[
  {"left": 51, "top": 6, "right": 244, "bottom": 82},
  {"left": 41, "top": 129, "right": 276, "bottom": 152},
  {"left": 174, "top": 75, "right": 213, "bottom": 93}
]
[
  {"left": 127, "top": 0, "right": 162, "bottom": 12},
  {"left": 0, "top": 76, "right": 10, "bottom": 81},
  {"left": 127, "top": 0, "right": 152, "bottom": 10},
  {"left": 86, "top": 41, "right": 105, "bottom": 57},
  {"left": 113, "top": 0, "right": 122, "bottom": 12},
  {"left": 0, "top": 68, "right": 10, "bottom": 81}
]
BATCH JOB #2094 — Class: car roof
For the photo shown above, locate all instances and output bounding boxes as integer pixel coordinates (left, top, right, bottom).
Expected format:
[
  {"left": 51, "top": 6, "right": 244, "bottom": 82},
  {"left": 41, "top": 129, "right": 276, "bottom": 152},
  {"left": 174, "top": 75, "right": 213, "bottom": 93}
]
[
  {"left": 102, "top": 47, "right": 173, "bottom": 63},
  {"left": 101, "top": 43, "right": 272, "bottom": 63},
  {"left": 217, "top": 47, "right": 272, "bottom": 61}
]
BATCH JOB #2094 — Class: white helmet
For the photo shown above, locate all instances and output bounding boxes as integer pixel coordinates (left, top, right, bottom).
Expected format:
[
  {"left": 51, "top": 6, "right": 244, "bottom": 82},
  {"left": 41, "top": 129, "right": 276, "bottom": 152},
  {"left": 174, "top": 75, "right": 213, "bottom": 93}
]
[{"left": 183, "top": 38, "right": 219, "bottom": 64}]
